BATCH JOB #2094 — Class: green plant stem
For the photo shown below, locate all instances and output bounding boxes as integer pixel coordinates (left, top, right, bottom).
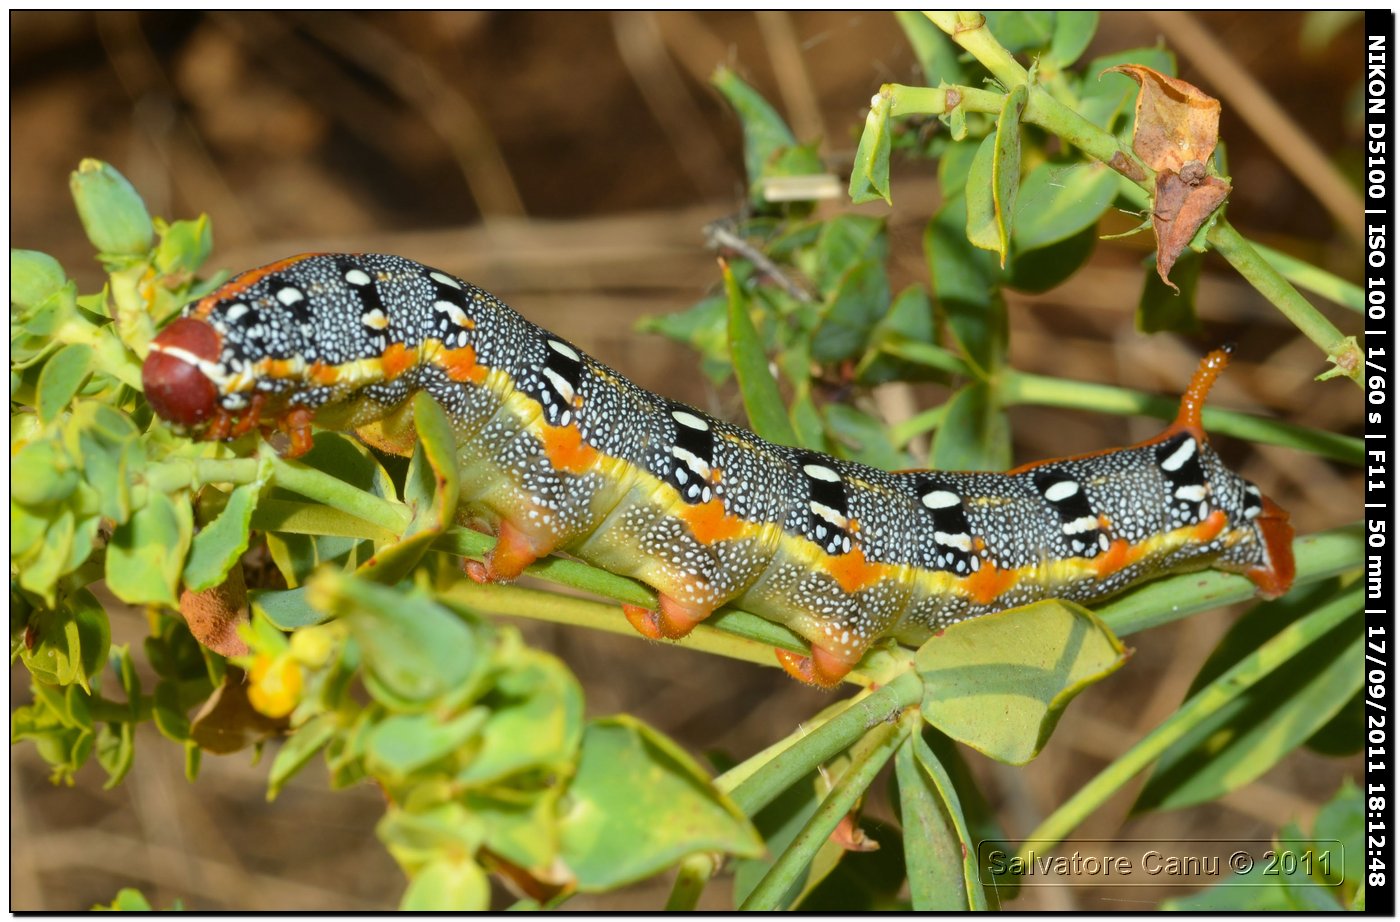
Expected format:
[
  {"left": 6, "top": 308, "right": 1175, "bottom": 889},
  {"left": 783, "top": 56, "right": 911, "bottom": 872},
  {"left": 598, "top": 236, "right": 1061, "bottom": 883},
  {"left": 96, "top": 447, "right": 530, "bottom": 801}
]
[
  {"left": 739, "top": 718, "right": 905, "bottom": 910},
  {"left": 267, "top": 455, "right": 410, "bottom": 534},
  {"left": 664, "top": 853, "right": 716, "bottom": 911},
  {"left": 723, "top": 671, "right": 922, "bottom": 818},
  {"left": 1097, "top": 524, "right": 1362, "bottom": 636},
  {"left": 1251, "top": 241, "right": 1364, "bottom": 314},
  {"left": 1002, "top": 370, "right": 1364, "bottom": 466},
  {"left": 1207, "top": 219, "right": 1362, "bottom": 384},
  {"left": 1021, "top": 583, "right": 1361, "bottom": 857}
]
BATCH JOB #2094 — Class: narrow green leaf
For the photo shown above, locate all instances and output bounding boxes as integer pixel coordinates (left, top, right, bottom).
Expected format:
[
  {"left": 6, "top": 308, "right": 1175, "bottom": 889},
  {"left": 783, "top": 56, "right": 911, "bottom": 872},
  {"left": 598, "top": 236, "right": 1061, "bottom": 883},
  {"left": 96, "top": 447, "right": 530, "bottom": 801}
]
[
  {"left": 991, "top": 83, "right": 1028, "bottom": 265},
  {"left": 849, "top": 89, "right": 893, "bottom": 205},
  {"left": 1007, "top": 224, "right": 1099, "bottom": 294},
  {"left": 725, "top": 263, "right": 798, "bottom": 445},
  {"left": 964, "top": 134, "right": 1001, "bottom": 255},
  {"left": 711, "top": 67, "right": 803, "bottom": 209},
  {"left": 36, "top": 343, "right": 93, "bottom": 423},
  {"left": 1134, "top": 581, "right": 1363, "bottom": 813},
  {"left": 895, "top": 737, "right": 970, "bottom": 909},
  {"left": 917, "top": 600, "right": 1128, "bottom": 764}
]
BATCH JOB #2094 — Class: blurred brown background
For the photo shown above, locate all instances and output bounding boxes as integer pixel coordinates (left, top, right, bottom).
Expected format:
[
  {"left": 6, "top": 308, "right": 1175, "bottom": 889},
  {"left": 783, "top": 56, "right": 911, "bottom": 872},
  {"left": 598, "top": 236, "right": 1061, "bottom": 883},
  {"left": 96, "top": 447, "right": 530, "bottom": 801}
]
[{"left": 11, "top": 11, "right": 1364, "bottom": 911}]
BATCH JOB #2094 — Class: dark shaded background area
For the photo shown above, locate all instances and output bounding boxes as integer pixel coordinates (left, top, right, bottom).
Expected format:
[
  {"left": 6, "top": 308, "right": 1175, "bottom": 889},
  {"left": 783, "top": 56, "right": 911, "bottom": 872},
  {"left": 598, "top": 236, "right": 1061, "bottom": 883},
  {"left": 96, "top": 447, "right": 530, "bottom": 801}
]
[{"left": 11, "top": 11, "right": 1364, "bottom": 911}]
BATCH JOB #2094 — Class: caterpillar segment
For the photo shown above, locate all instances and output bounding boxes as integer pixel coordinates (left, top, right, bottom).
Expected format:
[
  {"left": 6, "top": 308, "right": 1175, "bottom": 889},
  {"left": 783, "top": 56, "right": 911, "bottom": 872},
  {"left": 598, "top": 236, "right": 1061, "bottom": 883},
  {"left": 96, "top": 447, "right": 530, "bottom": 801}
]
[{"left": 141, "top": 254, "right": 1297, "bottom": 688}]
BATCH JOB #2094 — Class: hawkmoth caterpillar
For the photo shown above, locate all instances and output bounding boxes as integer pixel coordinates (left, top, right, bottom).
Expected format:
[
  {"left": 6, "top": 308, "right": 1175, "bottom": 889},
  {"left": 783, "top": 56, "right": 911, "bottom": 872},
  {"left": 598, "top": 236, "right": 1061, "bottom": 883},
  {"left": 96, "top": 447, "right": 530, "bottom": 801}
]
[{"left": 142, "top": 253, "right": 1296, "bottom": 686}]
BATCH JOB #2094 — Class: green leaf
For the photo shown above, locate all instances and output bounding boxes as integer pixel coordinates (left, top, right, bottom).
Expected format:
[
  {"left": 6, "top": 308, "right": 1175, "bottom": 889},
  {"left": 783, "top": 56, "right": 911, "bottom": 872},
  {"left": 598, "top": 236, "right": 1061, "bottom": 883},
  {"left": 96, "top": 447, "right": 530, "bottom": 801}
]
[
  {"left": 153, "top": 214, "right": 213, "bottom": 276},
  {"left": 929, "top": 382, "right": 1011, "bottom": 472},
  {"left": 849, "top": 89, "right": 893, "bottom": 205},
  {"left": 1277, "top": 821, "right": 1345, "bottom": 910},
  {"left": 36, "top": 343, "right": 93, "bottom": 424},
  {"left": 11, "top": 438, "right": 80, "bottom": 507},
  {"left": 367, "top": 708, "right": 489, "bottom": 781},
  {"left": 856, "top": 284, "right": 940, "bottom": 387},
  {"left": 895, "top": 737, "right": 971, "bottom": 909},
  {"left": 981, "top": 11, "right": 1055, "bottom": 52},
  {"left": 917, "top": 600, "right": 1128, "bottom": 764},
  {"left": 1045, "top": 11, "right": 1099, "bottom": 68},
  {"left": 964, "top": 134, "right": 1001, "bottom": 255},
  {"left": 19, "top": 589, "right": 108, "bottom": 691},
  {"left": 69, "top": 159, "right": 154, "bottom": 259},
  {"left": 251, "top": 586, "right": 326, "bottom": 630},
  {"left": 1306, "top": 689, "right": 1363, "bottom": 756},
  {"left": 10, "top": 249, "right": 69, "bottom": 309},
  {"left": 823, "top": 404, "right": 915, "bottom": 471},
  {"left": 267, "top": 713, "right": 337, "bottom": 800},
  {"left": 106, "top": 490, "right": 191, "bottom": 606},
  {"left": 814, "top": 215, "right": 888, "bottom": 295},
  {"left": 185, "top": 480, "right": 263, "bottom": 591},
  {"left": 95, "top": 720, "right": 135, "bottom": 789},
  {"left": 1012, "top": 160, "right": 1120, "bottom": 252},
  {"left": 458, "top": 649, "right": 583, "bottom": 784},
  {"left": 463, "top": 787, "right": 564, "bottom": 880},
  {"left": 399, "top": 856, "right": 490, "bottom": 911},
  {"left": 895, "top": 11, "right": 966, "bottom": 86},
  {"left": 990, "top": 83, "right": 1028, "bottom": 265},
  {"left": 1138, "top": 250, "right": 1203, "bottom": 333},
  {"left": 725, "top": 263, "right": 798, "bottom": 445},
  {"left": 1007, "top": 224, "right": 1099, "bottom": 294},
  {"left": 93, "top": 888, "right": 155, "bottom": 912},
  {"left": 315, "top": 574, "right": 480, "bottom": 708},
  {"left": 1158, "top": 860, "right": 1292, "bottom": 911},
  {"left": 796, "top": 823, "right": 907, "bottom": 910},
  {"left": 1312, "top": 780, "right": 1362, "bottom": 899},
  {"left": 1134, "top": 582, "right": 1363, "bottom": 813},
  {"left": 812, "top": 261, "right": 891, "bottom": 363},
  {"left": 560, "top": 716, "right": 763, "bottom": 891},
  {"left": 711, "top": 67, "right": 804, "bottom": 210}
]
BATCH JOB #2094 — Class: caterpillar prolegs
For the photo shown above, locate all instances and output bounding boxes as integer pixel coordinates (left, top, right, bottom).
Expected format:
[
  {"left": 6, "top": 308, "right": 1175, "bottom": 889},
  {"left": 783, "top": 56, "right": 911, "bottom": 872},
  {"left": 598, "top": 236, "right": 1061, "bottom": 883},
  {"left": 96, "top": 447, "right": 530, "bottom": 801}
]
[{"left": 142, "top": 253, "right": 1296, "bottom": 687}]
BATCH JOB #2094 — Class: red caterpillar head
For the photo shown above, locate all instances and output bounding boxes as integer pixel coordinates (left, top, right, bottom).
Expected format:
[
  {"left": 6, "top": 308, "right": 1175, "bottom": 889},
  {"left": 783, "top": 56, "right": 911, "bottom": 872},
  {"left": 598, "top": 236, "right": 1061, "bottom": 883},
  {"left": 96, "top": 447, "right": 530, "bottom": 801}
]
[{"left": 142, "top": 317, "right": 223, "bottom": 429}]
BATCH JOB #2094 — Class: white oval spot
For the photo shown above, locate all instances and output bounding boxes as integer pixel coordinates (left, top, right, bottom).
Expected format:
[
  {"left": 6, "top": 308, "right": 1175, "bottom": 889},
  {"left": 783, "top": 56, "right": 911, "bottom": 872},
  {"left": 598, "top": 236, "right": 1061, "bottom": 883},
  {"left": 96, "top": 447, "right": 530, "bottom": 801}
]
[
  {"left": 433, "top": 300, "right": 470, "bottom": 327},
  {"left": 1043, "top": 479, "right": 1079, "bottom": 503},
  {"left": 344, "top": 268, "right": 372, "bottom": 287},
  {"left": 671, "top": 409, "right": 709, "bottom": 431},
  {"left": 547, "top": 339, "right": 580, "bottom": 362},
  {"left": 429, "top": 271, "right": 462, "bottom": 290},
  {"left": 362, "top": 308, "right": 389, "bottom": 330},
  {"left": 542, "top": 367, "right": 576, "bottom": 403},
  {"left": 1160, "top": 437, "right": 1197, "bottom": 472},
  {"left": 275, "top": 287, "right": 304, "bottom": 306},
  {"left": 921, "top": 489, "right": 960, "bottom": 509},
  {"left": 1175, "top": 484, "right": 1208, "bottom": 503},
  {"left": 803, "top": 463, "right": 841, "bottom": 483}
]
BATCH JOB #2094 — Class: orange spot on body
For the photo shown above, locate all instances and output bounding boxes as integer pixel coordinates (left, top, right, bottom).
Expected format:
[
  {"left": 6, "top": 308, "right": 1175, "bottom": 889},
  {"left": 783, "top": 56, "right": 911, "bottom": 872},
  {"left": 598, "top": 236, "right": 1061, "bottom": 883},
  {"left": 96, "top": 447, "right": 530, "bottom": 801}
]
[
  {"left": 441, "top": 345, "right": 486, "bottom": 383},
  {"left": 826, "top": 545, "right": 883, "bottom": 594},
  {"left": 382, "top": 342, "right": 416, "bottom": 380},
  {"left": 1094, "top": 538, "right": 1144, "bottom": 580},
  {"left": 963, "top": 559, "right": 1018, "bottom": 605},
  {"left": 541, "top": 422, "right": 598, "bottom": 474},
  {"left": 1192, "top": 509, "right": 1228, "bottom": 543},
  {"left": 309, "top": 360, "right": 340, "bottom": 386},
  {"left": 679, "top": 498, "right": 746, "bottom": 544}
]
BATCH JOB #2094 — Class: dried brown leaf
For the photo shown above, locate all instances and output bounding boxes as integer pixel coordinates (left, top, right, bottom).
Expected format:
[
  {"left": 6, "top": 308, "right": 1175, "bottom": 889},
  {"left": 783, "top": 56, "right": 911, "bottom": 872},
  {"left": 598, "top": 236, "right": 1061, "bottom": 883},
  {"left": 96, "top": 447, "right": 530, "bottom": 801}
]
[
  {"left": 1106, "top": 64, "right": 1221, "bottom": 173},
  {"left": 1152, "top": 167, "right": 1231, "bottom": 289},
  {"left": 190, "top": 667, "right": 289, "bottom": 754}
]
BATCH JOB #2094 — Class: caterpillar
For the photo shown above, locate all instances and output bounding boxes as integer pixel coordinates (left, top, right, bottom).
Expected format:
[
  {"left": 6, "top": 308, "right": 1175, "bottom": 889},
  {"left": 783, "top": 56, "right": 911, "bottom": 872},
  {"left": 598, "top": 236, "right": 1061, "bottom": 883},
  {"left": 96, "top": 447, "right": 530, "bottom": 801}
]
[{"left": 141, "top": 253, "right": 1296, "bottom": 687}]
